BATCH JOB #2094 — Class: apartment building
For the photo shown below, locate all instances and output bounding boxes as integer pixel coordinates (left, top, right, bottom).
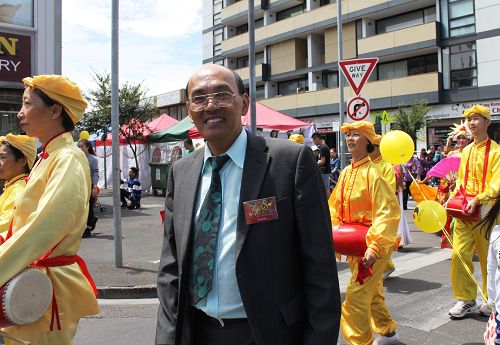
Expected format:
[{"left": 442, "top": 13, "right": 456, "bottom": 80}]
[
  {"left": 202, "top": 0, "right": 500, "bottom": 147},
  {"left": 0, "top": 0, "right": 62, "bottom": 135}
]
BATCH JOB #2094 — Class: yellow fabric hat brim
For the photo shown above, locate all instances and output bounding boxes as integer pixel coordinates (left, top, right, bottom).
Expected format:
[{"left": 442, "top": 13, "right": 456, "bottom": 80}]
[
  {"left": 463, "top": 105, "right": 491, "bottom": 119},
  {"left": 341, "top": 121, "right": 377, "bottom": 143},
  {"left": 23, "top": 75, "right": 87, "bottom": 124}
]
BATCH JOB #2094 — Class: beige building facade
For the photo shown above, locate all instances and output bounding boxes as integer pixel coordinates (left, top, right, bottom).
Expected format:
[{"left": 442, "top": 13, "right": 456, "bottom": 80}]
[{"left": 202, "top": 0, "right": 500, "bottom": 147}]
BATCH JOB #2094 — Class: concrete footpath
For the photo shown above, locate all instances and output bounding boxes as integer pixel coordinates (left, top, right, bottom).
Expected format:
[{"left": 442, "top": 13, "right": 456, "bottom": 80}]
[{"left": 78, "top": 188, "right": 165, "bottom": 299}]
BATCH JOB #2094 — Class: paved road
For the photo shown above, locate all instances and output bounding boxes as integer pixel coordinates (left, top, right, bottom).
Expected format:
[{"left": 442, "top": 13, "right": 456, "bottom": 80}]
[{"left": 74, "top": 196, "right": 488, "bottom": 345}]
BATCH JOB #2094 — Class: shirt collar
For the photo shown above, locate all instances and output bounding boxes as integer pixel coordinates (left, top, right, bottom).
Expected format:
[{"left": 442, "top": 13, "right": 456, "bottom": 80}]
[
  {"left": 474, "top": 137, "right": 489, "bottom": 148},
  {"left": 202, "top": 128, "right": 247, "bottom": 171},
  {"left": 3, "top": 173, "right": 28, "bottom": 189},
  {"left": 351, "top": 155, "right": 371, "bottom": 169}
]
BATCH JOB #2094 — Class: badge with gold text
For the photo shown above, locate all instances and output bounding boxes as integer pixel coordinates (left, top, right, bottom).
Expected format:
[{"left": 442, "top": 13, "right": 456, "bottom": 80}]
[{"left": 243, "top": 196, "right": 279, "bottom": 225}]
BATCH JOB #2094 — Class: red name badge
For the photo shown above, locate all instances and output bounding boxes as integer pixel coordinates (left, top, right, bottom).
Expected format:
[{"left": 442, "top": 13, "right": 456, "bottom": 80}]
[{"left": 243, "top": 196, "right": 279, "bottom": 225}]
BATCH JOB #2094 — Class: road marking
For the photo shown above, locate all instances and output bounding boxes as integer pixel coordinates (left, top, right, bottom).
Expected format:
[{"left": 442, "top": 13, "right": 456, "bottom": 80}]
[
  {"left": 148, "top": 260, "right": 160, "bottom": 264},
  {"left": 141, "top": 204, "right": 164, "bottom": 208},
  {"left": 98, "top": 298, "right": 159, "bottom": 305}
]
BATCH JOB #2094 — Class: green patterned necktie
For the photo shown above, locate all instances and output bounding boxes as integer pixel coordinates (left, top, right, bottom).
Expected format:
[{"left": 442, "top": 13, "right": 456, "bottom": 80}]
[{"left": 190, "top": 154, "right": 230, "bottom": 304}]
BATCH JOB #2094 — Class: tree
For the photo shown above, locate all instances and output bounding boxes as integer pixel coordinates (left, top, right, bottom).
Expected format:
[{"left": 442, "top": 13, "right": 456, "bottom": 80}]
[
  {"left": 392, "top": 99, "right": 430, "bottom": 150},
  {"left": 77, "top": 72, "right": 157, "bottom": 169}
]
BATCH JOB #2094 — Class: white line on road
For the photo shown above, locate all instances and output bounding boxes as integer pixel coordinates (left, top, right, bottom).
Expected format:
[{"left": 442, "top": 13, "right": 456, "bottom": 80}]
[{"left": 98, "top": 298, "right": 159, "bottom": 306}]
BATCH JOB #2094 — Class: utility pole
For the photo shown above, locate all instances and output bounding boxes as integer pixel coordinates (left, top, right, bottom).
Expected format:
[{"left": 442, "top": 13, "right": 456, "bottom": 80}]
[
  {"left": 248, "top": 0, "right": 256, "bottom": 135},
  {"left": 111, "top": 0, "right": 123, "bottom": 267},
  {"left": 337, "top": 0, "right": 346, "bottom": 168}
]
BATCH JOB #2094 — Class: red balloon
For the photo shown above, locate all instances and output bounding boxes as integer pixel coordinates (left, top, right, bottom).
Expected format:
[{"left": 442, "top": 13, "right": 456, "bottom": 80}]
[{"left": 332, "top": 224, "right": 369, "bottom": 257}]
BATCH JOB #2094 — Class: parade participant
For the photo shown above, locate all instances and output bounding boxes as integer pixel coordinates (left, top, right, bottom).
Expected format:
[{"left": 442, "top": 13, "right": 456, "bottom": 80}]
[
  {"left": 369, "top": 134, "right": 398, "bottom": 280},
  {"left": 0, "top": 75, "right": 99, "bottom": 344},
  {"left": 446, "top": 121, "right": 472, "bottom": 158},
  {"left": 0, "top": 134, "right": 36, "bottom": 240},
  {"left": 77, "top": 139, "right": 99, "bottom": 238},
  {"left": 329, "top": 121, "right": 400, "bottom": 345},
  {"left": 448, "top": 105, "right": 500, "bottom": 319},
  {"left": 156, "top": 64, "right": 341, "bottom": 345}
]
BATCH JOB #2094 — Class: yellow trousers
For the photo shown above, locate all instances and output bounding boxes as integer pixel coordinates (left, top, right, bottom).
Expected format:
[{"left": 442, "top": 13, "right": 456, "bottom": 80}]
[
  {"left": 4, "top": 321, "right": 78, "bottom": 345},
  {"left": 341, "top": 253, "right": 397, "bottom": 345},
  {"left": 451, "top": 219, "right": 488, "bottom": 301},
  {"left": 384, "top": 258, "right": 395, "bottom": 273}
]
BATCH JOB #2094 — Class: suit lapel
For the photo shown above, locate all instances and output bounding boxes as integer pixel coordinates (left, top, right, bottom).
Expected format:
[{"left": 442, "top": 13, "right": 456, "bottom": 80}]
[
  {"left": 179, "top": 149, "right": 204, "bottom": 268},
  {"left": 236, "top": 134, "right": 270, "bottom": 260}
]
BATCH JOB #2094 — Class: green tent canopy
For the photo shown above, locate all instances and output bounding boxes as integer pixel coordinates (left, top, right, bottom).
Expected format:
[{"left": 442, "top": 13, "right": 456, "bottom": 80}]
[{"left": 150, "top": 117, "right": 201, "bottom": 142}]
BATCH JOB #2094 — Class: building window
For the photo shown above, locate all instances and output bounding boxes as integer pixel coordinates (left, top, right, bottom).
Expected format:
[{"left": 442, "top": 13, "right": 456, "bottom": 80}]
[
  {"left": 320, "top": 0, "right": 335, "bottom": 6},
  {"left": 377, "top": 54, "right": 438, "bottom": 80},
  {"left": 322, "top": 72, "right": 338, "bottom": 88},
  {"left": 276, "top": 3, "right": 306, "bottom": 21},
  {"left": 376, "top": 6, "right": 436, "bottom": 34},
  {"left": 236, "top": 18, "right": 264, "bottom": 35},
  {"left": 255, "top": 85, "right": 265, "bottom": 100},
  {"left": 448, "top": 0, "right": 475, "bottom": 37},
  {"left": 450, "top": 42, "right": 477, "bottom": 88},
  {"left": 214, "top": 43, "right": 222, "bottom": 56},
  {"left": 278, "top": 78, "right": 308, "bottom": 96},
  {"left": 213, "top": 59, "right": 224, "bottom": 66},
  {"left": 214, "top": 28, "right": 223, "bottom": 45},
  {"left": 236, "top": 52, "right": 264, "bottom": 69},
  {"left": 213, "top": 12, "right": 222, "bottom": 25}
]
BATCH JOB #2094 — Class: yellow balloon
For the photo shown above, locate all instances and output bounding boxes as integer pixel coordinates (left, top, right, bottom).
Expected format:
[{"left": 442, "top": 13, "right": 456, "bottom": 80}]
[
  {"left": 379, "top": 130, "right": 414, "bottom": 165},
  {"left": 412, "top": 200, "right": 447, "bottom": 233},
  {"left": 79, "top": 130, "right": 90, "bottom": 140}
]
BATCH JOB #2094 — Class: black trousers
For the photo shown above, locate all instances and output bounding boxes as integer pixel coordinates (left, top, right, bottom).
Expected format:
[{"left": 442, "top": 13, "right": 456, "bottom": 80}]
[
  {"left": 188, "top": 307, "right": 255, "bottom": 345},
  {"left": 87, "top": 196, "right": 96, "bottom": 227}
]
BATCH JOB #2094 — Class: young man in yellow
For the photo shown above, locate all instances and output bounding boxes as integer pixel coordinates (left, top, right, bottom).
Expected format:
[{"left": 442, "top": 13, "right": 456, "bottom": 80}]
[
  {"left": 0, "top": 75, "right": 99, "bottom": 344},
  {"left": 448, "top": 104, "right": 500, "bottom": 318},
  {"left": 0, "top": 134, "right": 36, "bottom": 241},
  {"left": 329, "top": 121, "right": 401, "bottom": 345},
  {"left": 369, "top": 134, "right": 398, "bottom": 280}
]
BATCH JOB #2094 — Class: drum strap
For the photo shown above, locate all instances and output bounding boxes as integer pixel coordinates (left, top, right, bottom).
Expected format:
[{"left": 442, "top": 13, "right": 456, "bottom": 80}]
[{"left": 31, "top": 254, "right": 98, "bottom": 331}]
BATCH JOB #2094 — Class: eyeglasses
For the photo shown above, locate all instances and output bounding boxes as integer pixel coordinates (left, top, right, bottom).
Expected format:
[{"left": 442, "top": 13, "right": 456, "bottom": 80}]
[{"left": 188, "top": 91, "right": 238, "bottom": 111}]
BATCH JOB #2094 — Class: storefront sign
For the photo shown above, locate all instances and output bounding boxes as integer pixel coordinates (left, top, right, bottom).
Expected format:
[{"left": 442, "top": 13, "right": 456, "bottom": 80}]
[
  {"left": 0, "top": 32, "right": 31, "bottom": 82},
  {"left": 426, "top": 100, "right": 500, "bottom": 120},
  {"left": 156, "top": 90, "right": 184, "bottom": 108}
]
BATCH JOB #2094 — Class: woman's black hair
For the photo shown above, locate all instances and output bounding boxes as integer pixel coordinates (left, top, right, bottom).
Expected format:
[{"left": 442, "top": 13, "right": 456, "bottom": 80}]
[
  {"left": 477, "top": 192, "right": 500, "bottom": 240},
  {"left": 0, "top": 141, "right": 31, "bottom": 174},
  {"left": 33, "top": 89, "right": 75, "bottom": 131},
  {"left": 78, "top": 139, "right": 95, "bottom": 155},
  {"left": 367, "top": 142, "right": 375, "bottom": 153}
]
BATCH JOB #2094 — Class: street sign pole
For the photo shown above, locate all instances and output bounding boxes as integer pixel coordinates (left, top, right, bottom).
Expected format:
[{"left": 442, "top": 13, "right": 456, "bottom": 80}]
[
  {"left": 248, "top": 0, "right": 256, "bottom": 135},
  {"left": 337, "top": 0, "right": 346, "bottom": 169}
]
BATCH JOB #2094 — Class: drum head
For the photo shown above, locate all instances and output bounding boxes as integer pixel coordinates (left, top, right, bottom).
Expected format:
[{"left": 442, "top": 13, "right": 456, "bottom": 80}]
[{"left": 4, "top": 268, "right": 53, "bottom": 325}]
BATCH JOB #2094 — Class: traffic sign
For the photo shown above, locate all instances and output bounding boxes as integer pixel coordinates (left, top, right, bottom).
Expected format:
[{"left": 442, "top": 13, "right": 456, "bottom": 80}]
[
  {"left": 381, "top": 110, "right": 389, "bottom": 125},
  {"left": 338, "top": 58, "right": 378, "bottom": 95},
  {"left": 347, "top": 96, "right": 370, "bottom": 121}
]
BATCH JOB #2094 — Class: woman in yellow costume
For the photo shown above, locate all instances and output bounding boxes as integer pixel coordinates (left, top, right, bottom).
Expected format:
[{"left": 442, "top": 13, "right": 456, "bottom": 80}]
[
  {"left": 0, "top": 134, "right": 36, "bottom": 242},
  {"left": 329, "top": 121, "right": 401, "bottom": 345},
  {"left": 0, "top": 75, "right": 99, "bottom": 344}
]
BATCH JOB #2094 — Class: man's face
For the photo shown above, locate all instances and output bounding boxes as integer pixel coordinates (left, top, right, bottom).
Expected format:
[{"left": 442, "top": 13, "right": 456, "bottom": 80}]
[
  {"left": 312, "top": 137, "right": 321, "bottom": 145},
  {"left": 467, "top": 114, "right": 490, "bottom": 138},
  {"left": 186, "top": 65, "right": 249, "bottom": 145}
]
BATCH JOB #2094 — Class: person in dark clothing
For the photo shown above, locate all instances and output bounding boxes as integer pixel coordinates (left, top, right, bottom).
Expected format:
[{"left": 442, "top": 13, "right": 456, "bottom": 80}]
[
  {"left": 312, "top": 132, "right": 331, "bottom": 196},
  {"left": 120, "top": 167, "right": 141, "bottom": 209}
]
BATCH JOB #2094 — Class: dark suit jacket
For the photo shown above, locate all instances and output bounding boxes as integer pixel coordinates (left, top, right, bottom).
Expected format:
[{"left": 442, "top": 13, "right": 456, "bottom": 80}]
[{"left": 156, "top": 132, "right": 341, "bottom": 345}]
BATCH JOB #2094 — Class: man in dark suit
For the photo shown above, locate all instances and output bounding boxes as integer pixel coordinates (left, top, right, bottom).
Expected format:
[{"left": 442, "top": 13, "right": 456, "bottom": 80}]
[{"left": 156, "top": 64, "right": 341, "bottom": 345}]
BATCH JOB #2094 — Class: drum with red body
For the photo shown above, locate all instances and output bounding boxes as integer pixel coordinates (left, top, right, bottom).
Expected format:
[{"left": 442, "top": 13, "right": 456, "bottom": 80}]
[
  {"left": 447, "top": 195, "right": 480, "bottom": 222},
  {"left": 332, "top": 224, "right": 369, "bottom": 257},
  {"left": 0, "top": 268, "right": 53, "bottom": 327}
]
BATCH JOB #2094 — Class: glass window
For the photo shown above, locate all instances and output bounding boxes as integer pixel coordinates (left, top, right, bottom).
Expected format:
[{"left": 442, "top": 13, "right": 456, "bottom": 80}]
[
  {"left": 214, "top": 28, "right": 223, "bottom": 44},
  {"left": 450, "top": 42, "right": 477, "bottom": 89},
  {"left": 278, "top": 78, "right": 308, "bottom": 96},
  {"left": 214, "top": 43, "right": 222, "bottom": 56},
  {"left": 378, "top": 60, "right": 407, "bottom": 80},
  {"left": 213, "top": 12, "right": 222, "bottom": 25},
  {"left": 449, "top": 0, "right": 474, "bottom": 18},
  {"left": 254, "top": 86, "right": 265, "bottom": 100},
  {"left": 451, "top": 69, "right": 477, "bottom": 88},
  {"left": 376, "top": 10, "right": 423, "bottom": 34},
  {"left": 450, "top": 25, "right": 475, "bottom": 36},
  {"left": 214, "top": 2, "right": 223, "bottom": 13},
  {"left": 0, "top": 0, "right": 33, "bottom": 27},
  {"left": 450, "top": 16, "right": 474, "bottom": 28},
  {"left": 377, "top": 54, "right": 437, "bottom": 80},
  {"left": 424, "top": 6, "right": 437, "bottom": 23},
  {"left": 450, "top": 50, "right": 475, "bottom": 69},
  {"left": 237, "top": 56, "right": 249, "bottom": 69},
  {"left": 276, "top": 3, "right": 306, "bottom": 21},
  {"left": 322, "top": 72, "right": 338, "bottom": 88},
  {"left": 235, "top": 18, "right": 263, "bottom": 35},
  {"left": 255, "top": 51, "right": 265, "bottom": 65}
]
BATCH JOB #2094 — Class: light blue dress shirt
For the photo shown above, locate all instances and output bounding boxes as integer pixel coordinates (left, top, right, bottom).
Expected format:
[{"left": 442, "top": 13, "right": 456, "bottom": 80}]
[{"left": 193, "top": 129, "right": 247, "bottom": 319}]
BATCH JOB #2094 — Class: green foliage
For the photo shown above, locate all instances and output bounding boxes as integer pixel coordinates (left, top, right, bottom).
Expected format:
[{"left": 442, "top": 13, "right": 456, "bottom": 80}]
[
  {"left": 76, "top": 72, "right": 157, "bottom": 167},
  {"left": 392, "top": 100, "right": 430, "bottom": 149}
]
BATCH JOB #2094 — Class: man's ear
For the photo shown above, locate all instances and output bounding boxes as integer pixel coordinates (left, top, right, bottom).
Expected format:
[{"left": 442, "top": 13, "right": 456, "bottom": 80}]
[{"left": 241, "top": 93, "right": 250, "bottom": 116}]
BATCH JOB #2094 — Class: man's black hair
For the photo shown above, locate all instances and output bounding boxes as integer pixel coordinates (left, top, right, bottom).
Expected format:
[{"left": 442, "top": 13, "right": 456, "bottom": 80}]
[
  {"left": 367, "top": 142, "right": 375, "bottom": 153},
  {"left": 184, "top": 68, "right": 245, "bottom": 99},
  {"left": 311, "top": 132, "right": 323, "bottom": 140},
  {"left": 33, "top": 89, "right": 75, "bottom": 132},
  {"left": 184, "top": 138, "right": 193, "bottom": 145}
]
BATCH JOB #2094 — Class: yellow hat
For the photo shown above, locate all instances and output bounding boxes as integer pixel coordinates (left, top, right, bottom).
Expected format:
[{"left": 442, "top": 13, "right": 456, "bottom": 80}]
[
  {"left": 0, "top": 133, "right": 37, "bottom": 169},
  {"left": 288, "top": 134, "right": 304, "bottom": 144},
  {"left": 341, "top": 121, "right": 377, "bottom": 144},
  {"left": 22, "top": 75, "right": 88, "bottom": 124},
  {"left": 373, "top": 134, "right": 382, "bottom": 146},
  {"left": 463, "top": 105, "right": 491, "bottom": 119}
]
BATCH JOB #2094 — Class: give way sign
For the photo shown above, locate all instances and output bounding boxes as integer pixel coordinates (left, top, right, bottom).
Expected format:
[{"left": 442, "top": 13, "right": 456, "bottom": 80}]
[{"left": 338, "top": 58, "right": 378, "bottom": 95}]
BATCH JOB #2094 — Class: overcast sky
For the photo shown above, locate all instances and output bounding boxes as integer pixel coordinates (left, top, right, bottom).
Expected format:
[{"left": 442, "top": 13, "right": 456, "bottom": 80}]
[{"left": 61, "top": 0, "right": 203, "bottom": 97}]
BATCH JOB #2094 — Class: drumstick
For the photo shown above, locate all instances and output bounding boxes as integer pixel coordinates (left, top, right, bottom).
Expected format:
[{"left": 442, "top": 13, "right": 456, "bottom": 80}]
[{"left": 0, "top": 331, "right": 31, "bottom": 345}]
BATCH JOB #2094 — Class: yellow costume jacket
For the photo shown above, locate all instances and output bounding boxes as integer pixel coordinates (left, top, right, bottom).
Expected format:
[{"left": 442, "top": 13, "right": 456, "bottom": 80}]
[
  {"left": 0, "top": 174, "right": 27, "bottom": 236},
  {"left": 371, "top": 155, "right": 396, "bottom": 192},
  {"left": 329, "top": 156, "right": 400, "bottom": 258},
  {"left": 0, "top": 133, "right": 99, "bottom": 332},
  {"left": 451, "top": 138, "right": 500, "bottom": 204}
]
